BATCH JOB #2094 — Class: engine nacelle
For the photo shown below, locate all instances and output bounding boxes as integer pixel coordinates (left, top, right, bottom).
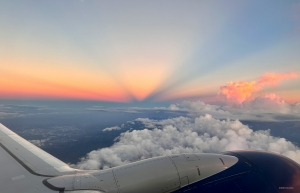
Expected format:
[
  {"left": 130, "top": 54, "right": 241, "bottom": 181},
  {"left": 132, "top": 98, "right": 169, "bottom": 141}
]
[{"left": 46, "top": 153, "right": 238, "bottom": 193}]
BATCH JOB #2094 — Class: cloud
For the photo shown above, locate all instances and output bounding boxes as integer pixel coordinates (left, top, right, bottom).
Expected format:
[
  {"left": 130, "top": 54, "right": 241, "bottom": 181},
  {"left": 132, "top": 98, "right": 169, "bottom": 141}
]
[
  {"left": 168, "top": 101, "right": 233, "bottom": 119},
  {"left": 242, "top": 93, "right": 299, "bottom": 114},
  {"left": 219, "top": 72, "right": 298, "bottom": 104},
  {"left": 219, "top": 81, "right": 259, "bottom": 103},
  {"left": 127, "top": 121, "right": 135, "bottom": 125},
  {"left": 103, "top": 126, "right": 122, "bottom": 132},
  {"left": 257, "top": 72, "right": 298, "bottom": 86},
  {"left": 76, "top": 114, "right": 300, "bottom": 170},
  {"left": 167, "top": 97, "right": 300, "bottom": 121},
  {"left": 168, "top": 104, "right": 180, "bottom": 110},
  {"left": 28, "top": 139, "right": 48, "bottom": 147},
  {"left": 180, "top": 101, "right": 230, "bottom": 114},
  {"left": 85, "top": 96, "right": 300, "bottom": 122}
]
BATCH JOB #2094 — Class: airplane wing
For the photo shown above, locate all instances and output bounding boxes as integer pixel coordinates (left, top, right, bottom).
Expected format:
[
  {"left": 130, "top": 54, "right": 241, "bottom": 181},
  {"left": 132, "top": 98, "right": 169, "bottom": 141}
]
[{"left": 0, "top": 123, "right": 78, "bottom": 193}]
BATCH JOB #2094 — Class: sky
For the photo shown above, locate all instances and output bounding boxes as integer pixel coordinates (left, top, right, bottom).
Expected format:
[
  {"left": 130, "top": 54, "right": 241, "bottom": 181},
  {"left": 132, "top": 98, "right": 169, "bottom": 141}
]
[{"left": 1, "top": 0, "right": 300, "bottom": 105}]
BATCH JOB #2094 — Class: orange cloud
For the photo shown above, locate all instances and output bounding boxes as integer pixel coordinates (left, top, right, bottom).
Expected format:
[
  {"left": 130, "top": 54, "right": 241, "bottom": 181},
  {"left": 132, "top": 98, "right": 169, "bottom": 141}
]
[
  {"left": 219, "top": 72, "right": 298, "bottom": 104},
  {"left": 219, "top": 81, "right": 260, "bottom": 103}
]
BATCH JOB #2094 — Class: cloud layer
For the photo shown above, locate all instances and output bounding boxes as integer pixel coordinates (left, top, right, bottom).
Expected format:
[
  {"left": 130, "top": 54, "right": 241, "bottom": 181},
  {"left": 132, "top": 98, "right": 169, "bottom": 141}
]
[
  {"left": 168, "top": 94, "right": 300, "bottom": 121},
  {"left": 85, "top": 93, "right": 300, "bottom": 122},
  {"left": 76, "top": 114, "right": 300, "bottom": 170}
]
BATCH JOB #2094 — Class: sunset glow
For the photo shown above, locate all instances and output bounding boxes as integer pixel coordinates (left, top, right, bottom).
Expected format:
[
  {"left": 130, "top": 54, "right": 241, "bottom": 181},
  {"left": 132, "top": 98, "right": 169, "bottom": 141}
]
[{"left": 1, "top": 1, "right": 300, "bottom": 105}]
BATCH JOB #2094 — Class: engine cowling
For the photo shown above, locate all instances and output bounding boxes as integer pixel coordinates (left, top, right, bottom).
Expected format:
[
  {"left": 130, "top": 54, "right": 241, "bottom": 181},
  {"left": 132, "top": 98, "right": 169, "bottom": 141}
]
[{"left": 46, "top": 153, "right": 238, "bottom": 193}]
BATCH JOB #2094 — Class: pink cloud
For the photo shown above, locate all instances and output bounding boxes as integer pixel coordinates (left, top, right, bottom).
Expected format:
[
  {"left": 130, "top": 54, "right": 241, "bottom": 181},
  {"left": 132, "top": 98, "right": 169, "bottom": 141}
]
[
  {"left": 263, "top": 93, "right": 285, "bottom": 103},
  {"left": 257, "top": 72, "right": 298, "bottom": 86},
  {"left": 219, "top": 72, "right": 298, "bottom": 104}
]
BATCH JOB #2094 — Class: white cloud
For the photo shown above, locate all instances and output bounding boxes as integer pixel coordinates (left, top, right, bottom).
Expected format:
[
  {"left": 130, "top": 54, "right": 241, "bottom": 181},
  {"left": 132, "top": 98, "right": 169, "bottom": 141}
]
[
  {"left": 76, "top": 114, "right": 300, "bottom": 170},
  {"left": 241, "top": 93, "right": 298, "bottom": 113},
  {"left": 28, "top": 139, "right": 48, "bottom": 147},
  {"left": 177, "top": 101, "right": 232, "bottom": 118},
  {"left": 168, "top": 104, "right": 180, "bottom": 110},
  {"left": 127, "top": 121, "right": 135, "bottom": 125},
  {"left": 103, "top": 126, "right": 122, "bottom": 132}
]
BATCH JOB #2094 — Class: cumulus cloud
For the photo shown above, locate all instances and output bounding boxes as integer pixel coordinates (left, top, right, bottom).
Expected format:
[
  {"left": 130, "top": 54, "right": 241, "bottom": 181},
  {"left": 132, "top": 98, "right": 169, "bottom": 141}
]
[
  {"left": 127, "top": 121, "right": 135, "bottom": 125},
  {"left": 76, "top": 114, "right": 300, "bottom": 170},
  {"left": 241, "top": 93, "right": 299, "bottom": 113},
  {"left": 219, "top": 81, "right": 259, "bottom": 103},
  {"left": 168, "top": 102, "right": 216, "bottom": 114},
  {"left": 168, "top": 104, "right": 180, "bottom": 110},
  {"left": 180, "top": 101, "right": 230, "bottom": 115},
  {"left": 103, "top": 126, "right": 122, "bottom": 132},
  {"left": 219, "top": 72, "right": 298, "bottom": 104}
]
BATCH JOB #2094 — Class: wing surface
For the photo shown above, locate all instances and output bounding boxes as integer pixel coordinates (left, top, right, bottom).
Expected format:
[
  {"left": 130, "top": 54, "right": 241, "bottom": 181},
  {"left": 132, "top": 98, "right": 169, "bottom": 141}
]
[{"left": 0, "top": 123, "right": 76, "bottom": 177}]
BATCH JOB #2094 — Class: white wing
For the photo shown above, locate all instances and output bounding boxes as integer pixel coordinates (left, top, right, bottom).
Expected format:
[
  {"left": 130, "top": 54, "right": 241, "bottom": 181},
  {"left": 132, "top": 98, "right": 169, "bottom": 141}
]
[{"left": 0, "top": 123, "right": 76, "bottom": 193}]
